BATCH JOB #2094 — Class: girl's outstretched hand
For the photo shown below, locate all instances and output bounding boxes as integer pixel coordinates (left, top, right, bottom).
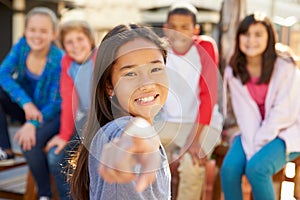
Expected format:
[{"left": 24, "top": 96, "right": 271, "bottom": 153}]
[{"left": 98, "top": 117, "right": 161, "bottom": 192}]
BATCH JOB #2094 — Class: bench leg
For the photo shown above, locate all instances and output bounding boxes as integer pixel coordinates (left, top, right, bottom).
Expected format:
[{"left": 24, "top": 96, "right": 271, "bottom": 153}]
[
  {"left": 294, "top": 165, "right": 300, "bottom": 198},
  {"left": 23, "top": 170, "right": 37, "bottom": 200},
  {"left": 23, "top": 170, "right": 59, "bottom": 200}
]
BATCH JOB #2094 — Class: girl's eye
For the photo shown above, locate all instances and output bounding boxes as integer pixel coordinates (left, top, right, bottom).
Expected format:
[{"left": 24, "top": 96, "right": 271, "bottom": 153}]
[
  {"left": 124, "top": 71, "right": 136, "bottom": 77},
  {"left": 41, "top": 29, "right": 48, "bottom": 34},
  {"left": 77, "top": 37, "right": 85, "bottom": 42},
  {"left": 151, "top": 67, "right": 163, "bottom": 73},
  {"left": 255, "top": 32, "right": 264, "bottom": 37},
  {"left": 182, "top": 26, "right": 190, "bottom": 30}
]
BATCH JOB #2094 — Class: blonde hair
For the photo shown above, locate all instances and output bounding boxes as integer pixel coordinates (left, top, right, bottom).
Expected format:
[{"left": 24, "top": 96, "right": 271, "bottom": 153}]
[
  {"left": 59, "top": 20, "right": 96, "bottom": 50},
  {"left": 25, "top": 7, "right": 58, "bottom": 31}
]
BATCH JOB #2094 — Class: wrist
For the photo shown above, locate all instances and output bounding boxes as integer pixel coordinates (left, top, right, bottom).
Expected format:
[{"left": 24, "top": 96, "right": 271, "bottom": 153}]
[{"left": 27, "top": 119, "right": 40, "bottom": 128}]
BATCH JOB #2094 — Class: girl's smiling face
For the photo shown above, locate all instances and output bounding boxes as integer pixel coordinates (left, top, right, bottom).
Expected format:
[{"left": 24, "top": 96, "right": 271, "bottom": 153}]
[
  {"left": 239, "top": 23, "right": 269, "bottom": 59},
  {"left": 25, "top": 14, "right": 56, "bottom": 52},
  {"left": 63, "top": 30, "right": 93, "bottom": 64},
  {"left": 108, "top": 38, "right": 168, "bottom": 123}
]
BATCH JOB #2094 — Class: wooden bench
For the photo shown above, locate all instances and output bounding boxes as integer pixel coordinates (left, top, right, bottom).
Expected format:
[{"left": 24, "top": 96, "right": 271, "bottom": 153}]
[
  {"left": 0, "top": 152, "right": 60, "bottom": 200},
  {"left": 0, "top": 152, "right": 27, "bottom": 200}
]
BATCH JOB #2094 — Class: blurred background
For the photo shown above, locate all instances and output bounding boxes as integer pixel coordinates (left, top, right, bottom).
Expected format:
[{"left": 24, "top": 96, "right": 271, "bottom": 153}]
[
  {"left": 0, "top": 1, "right": 300, "bottom": 199},
  {"left": 1, "top": 0, "right": 300, "bottom": 65}
]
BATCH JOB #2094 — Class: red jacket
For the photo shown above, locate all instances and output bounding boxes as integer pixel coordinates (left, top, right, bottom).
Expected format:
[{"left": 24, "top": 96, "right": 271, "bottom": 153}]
[{"left": 58, "top": 52, "right": 97, "bottom": 141}]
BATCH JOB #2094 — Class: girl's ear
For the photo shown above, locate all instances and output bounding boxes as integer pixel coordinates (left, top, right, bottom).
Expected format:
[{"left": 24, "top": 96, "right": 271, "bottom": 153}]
[
  {"left": 106, "top": 83, "right": 114, "bottom": 97},
  {"left": 194, "top": 24, "right": 200, "bottom": 35}
]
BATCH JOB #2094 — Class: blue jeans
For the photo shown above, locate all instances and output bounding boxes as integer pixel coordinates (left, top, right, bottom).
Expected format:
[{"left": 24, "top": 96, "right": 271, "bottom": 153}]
[
  {"left": 48, "top": 134, "right": 80, "bottom": 200},
  {"left": 22, "top": 116, "right": 61, "bottom": 198},
  {"left": 220, "top": 135, "right": 300, "bottom": 200},
  {"left": 0, "top": 88, "right": 74, "bottom": 199}
]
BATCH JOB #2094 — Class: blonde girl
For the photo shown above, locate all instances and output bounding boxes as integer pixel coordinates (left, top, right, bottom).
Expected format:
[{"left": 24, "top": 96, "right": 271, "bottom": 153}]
[{"left": 0, "top": 7, "right": 63, "bottom": 200}]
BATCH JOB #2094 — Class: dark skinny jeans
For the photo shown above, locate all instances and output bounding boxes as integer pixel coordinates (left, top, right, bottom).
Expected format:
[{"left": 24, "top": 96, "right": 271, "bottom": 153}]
[{"left": 0, "top": 88, "right": 71, "bottom": 199}]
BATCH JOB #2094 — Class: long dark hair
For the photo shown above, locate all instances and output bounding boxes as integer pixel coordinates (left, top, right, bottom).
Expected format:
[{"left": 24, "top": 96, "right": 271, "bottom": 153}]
[
  {"left": 69, "top": 23, "right": 167, "bottom": 200},
  {"left": 229, "top": 13, "right": 277, "bottom": 84}
]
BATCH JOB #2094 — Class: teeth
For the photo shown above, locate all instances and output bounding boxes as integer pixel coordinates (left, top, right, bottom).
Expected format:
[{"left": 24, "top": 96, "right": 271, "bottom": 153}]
[{"left": 137, "top": 96, "right": 155, "bottom": 103}]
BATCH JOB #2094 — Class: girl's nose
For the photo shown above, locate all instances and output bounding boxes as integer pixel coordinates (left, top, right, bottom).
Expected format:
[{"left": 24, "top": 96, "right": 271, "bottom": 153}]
[
  {"left": 139, "top": 75, "right": 155, "bottom": 91},
  {"left": 34, "top": 31, "right": 42, "bottom": 38},
  {"left": 139, "top": 83, "right": 156, "bottom": 91},
  {"left": 72, "top": 41, "right": 80, "bottom": 49},
  {"left": 247, "top": 35, "right": 255, "bottom": 42}
]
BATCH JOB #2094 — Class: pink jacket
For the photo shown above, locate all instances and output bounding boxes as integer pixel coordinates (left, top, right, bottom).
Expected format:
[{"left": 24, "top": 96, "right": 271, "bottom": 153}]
[{"left": 224, "top": 57, "right": 300, "bottom": 159}]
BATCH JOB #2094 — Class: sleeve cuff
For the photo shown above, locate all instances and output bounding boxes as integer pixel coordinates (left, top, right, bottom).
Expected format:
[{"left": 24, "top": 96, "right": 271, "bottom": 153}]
[{"left": 28, "top": 120, "right": 40, "bottom": 127}]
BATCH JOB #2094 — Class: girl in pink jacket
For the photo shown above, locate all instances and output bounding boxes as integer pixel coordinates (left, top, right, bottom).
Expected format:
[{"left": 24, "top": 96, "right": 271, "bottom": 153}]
[{"left": 220, "top": 13, "right": 300, "bottom": 200}]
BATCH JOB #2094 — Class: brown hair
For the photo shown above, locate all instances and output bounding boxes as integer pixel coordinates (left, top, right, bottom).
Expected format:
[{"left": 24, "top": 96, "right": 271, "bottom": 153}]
[
  {"left": 59, "top": 20, "right": 96, "bottom": 50},
  {"left": 69, "top": 23, "right": 167, "bottom": 200},
  {"left": 229, "top": 13, "right": 277, "bottom": 84}
]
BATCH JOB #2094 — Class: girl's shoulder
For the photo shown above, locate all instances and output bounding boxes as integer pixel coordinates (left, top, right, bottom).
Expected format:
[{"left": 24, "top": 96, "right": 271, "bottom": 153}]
[
  {"left": 47, "top": 44, "right": 64, "bottom": 68},
  {"left": 276, "top": 43, "right": 298, "bottom": 64},
  {"left": 90, "top": 116, "right": 132, "bottom": 156},
  {"left": 17, "top": 36, "right": 27, "bottom": 46},
  {"left": 49, "top": 43, "right": 64, "bottom": 57},
  {"left": 13, "top": 36, "right": 30, "bottom": 53},
  {"left": 271, "top": 57, "right": 300, "bottom": 84},
  {"left": 96, "top": 116, "right": 133, "bottom": 141},
  {"left": 274, "top": 57, "right": 298, "bottom": 73}
]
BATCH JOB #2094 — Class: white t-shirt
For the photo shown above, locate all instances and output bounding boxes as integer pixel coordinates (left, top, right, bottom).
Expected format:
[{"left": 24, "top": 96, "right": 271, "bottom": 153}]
[{"left": 162, "top": 45, "right": 201, "bottom": 123}]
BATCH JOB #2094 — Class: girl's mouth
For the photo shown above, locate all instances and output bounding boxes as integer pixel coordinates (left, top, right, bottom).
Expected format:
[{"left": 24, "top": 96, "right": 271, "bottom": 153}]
[{"left": 135, "top": 94, "right": 159, "bottom": 104}]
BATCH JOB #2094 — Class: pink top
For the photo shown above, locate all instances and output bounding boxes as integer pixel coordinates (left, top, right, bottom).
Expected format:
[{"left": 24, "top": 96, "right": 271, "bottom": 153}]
[{"left": 246, "top": 77, "right": 269, "bottom": 119}]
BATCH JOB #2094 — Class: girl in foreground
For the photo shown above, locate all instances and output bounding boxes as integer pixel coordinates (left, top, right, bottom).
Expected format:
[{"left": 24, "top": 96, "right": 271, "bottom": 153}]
[{"left": 70, "top": 24, "right": 171, "bottom": 200}]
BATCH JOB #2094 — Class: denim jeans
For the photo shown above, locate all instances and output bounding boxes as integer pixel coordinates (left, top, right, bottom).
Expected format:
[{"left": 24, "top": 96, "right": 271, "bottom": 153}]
[
  {"left": 0, "top": 89, "right": 26, "bottom": 149},
  {"left": 220, "top": 135, "right": 300, "bottom": 200},
  {"left": 0, "top": 88, "right": 76, "bottom": 199},
  {"left": 22, "top": 116, "right": 60, "bottom": 198},
  {"left": 47, "top": 134, "right": 80, "bottom": 200}
]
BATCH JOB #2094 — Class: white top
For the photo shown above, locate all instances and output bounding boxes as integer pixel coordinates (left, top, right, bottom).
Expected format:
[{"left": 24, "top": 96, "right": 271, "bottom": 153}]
[{"left": 162, "top": 45, "right": 201, "bottom": 123}]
